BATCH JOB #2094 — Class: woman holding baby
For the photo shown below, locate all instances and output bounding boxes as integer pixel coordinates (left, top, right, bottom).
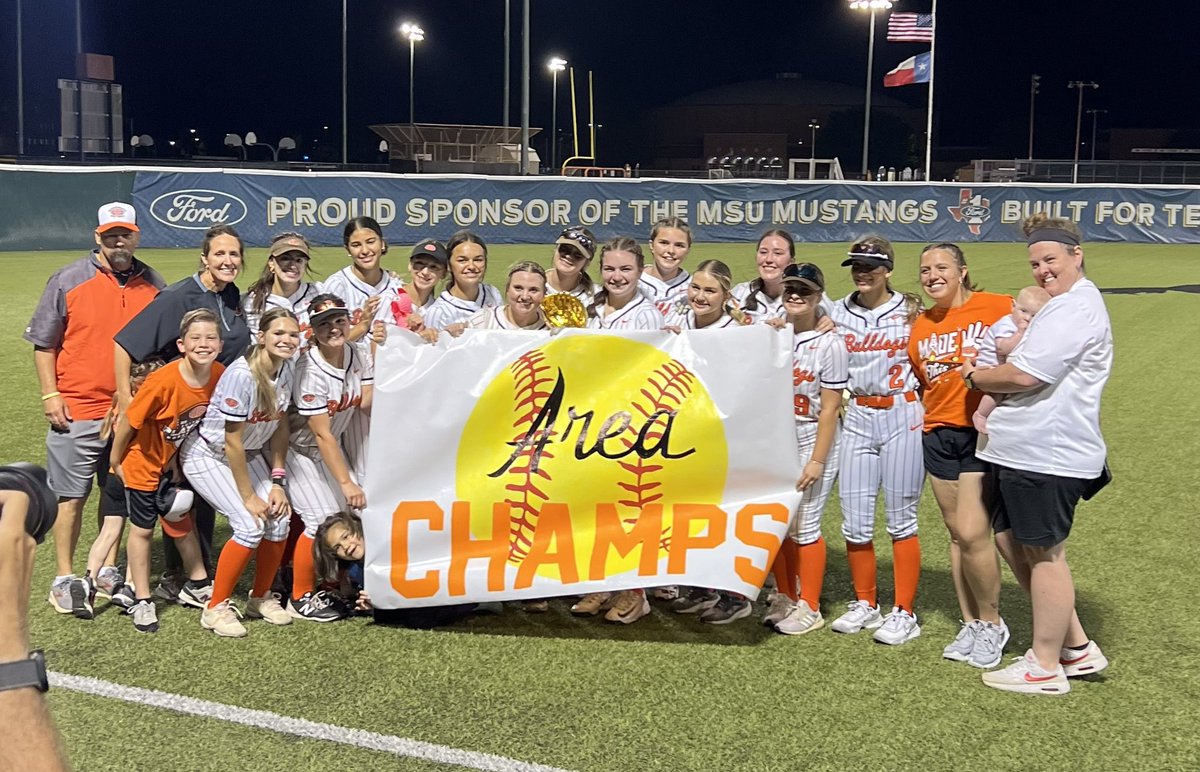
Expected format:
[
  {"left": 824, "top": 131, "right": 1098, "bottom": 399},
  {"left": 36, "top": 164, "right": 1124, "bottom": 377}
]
[{"left": 908, "top": 243, "right": 1018, "bottom": 670}]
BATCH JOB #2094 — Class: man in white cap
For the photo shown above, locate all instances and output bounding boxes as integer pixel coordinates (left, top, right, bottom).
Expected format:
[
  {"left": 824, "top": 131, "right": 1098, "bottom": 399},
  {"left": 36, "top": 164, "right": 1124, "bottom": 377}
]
[{"left": 24, "top": 202, "right": 166, "bottom": 613}]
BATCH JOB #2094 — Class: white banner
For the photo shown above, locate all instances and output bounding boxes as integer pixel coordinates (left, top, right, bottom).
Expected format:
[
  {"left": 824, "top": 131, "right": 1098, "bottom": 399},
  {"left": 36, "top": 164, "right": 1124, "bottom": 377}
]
[{"left": 362, "top": 325, "right": 802, "bottom": 609}]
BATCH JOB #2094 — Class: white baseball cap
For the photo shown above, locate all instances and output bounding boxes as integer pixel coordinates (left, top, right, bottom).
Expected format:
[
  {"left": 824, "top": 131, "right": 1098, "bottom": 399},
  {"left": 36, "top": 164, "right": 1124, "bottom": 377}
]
[{"left": 97, "top": 201, "right": 139, "bottom": 233}]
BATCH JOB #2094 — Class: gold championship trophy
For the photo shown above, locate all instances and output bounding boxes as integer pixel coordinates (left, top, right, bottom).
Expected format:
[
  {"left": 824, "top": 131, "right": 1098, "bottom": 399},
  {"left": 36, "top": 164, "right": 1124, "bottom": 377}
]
[{"left": 541, "top": 294, "right": 588, "bottom": 329}]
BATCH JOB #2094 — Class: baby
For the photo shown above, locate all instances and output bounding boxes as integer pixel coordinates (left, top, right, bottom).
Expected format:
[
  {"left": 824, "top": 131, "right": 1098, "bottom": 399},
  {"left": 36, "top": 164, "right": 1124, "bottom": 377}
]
[{"left": 972, "top": 286, "right": 1052, "bottom": 434}]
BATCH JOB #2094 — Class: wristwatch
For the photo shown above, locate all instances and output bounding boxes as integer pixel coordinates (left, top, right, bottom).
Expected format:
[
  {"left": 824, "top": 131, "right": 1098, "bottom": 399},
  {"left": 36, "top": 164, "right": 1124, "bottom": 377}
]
[
  {"left": 963, "top": 372, "right": 977, "bottom": 390},
  {"left": 0, "top": 650, "right": 49, "bottom": 693}
]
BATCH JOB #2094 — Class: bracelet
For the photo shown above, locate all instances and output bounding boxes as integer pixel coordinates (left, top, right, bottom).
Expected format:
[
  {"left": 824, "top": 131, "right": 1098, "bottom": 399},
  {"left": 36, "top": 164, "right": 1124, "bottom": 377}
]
[
  {"left": 810, "top": 459, "right": 826, "bottom": 465},
  {"left": 41, "top": 392, "right": 61, "bottom": 401},
  {"left": 270, "top": 468, "right": 287, "bottom": 478}
]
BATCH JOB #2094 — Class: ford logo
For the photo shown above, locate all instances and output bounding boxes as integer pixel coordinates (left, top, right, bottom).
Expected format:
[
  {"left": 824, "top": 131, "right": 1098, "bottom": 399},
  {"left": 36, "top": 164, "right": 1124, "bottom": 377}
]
[
  {"left": 960, "top": 204, "right": 989, "bottom": 219},
  {"left": 149, "top": 189, "right": 248, "bottom": 230}
]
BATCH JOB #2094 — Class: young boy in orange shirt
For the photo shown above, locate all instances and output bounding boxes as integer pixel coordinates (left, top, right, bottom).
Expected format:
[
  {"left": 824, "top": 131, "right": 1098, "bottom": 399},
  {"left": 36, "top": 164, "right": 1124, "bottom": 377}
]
[{"left": 108, "top": 309, "right": 225, "bottom": 633}]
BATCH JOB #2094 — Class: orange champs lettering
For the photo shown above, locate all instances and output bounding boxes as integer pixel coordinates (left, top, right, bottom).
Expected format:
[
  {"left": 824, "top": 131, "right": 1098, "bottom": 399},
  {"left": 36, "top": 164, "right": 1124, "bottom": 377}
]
[
  {"left": 733, "top": 504, "right": 789, "bottom": 586},
  {"left": 514, "top": 503, "right": 579, "bottom": 588},
  {"left": 589, "top": 503, "right": 663, "bottom": 580},
  {"left": 389, "top": 501, "right": 442, "bottom": 598},
  {"left": 449, "top": 502, "right": 509, "bottom": 594},
  {"left": 666, "top": 504, "right": 726, "bottom": 574}
]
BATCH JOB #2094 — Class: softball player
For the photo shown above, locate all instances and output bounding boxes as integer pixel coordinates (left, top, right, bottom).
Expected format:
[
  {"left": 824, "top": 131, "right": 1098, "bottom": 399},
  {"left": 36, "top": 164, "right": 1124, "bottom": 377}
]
[
  {"left": 285, "top": 293, "right": 373, "bottom": 623},
  {"left": 181, "top": 308, "right": 300, "bottom": 638},
  {"left": 731, "top": 230, "right": 795, "bottom": 324},
  {"left": 241, "top": 233, "right": 320, "bottom": 337},
  {"left": 545, "top": 225, "right": 598, "bottom": 300},
  {"left": 374, "top": 239, "right": 449, "bottom": 328},
  {"left": 423, "top": 230, "right": 503, "bottom": 331},
  {"left": 663, "top": 259, "right": 744, "bottom": 330},
  {"left": 828, "top": 237, "right": 926, "bottom": 645},
  {"left": 320, "top": 217, "right": 399, "bottom": 486},
  {"left": 639, "top": 217, "right": 693, "bottom": 318},
  {"left": 465, "top": 261, "right": 549, "bottom": 331},
  {"left": 770, "top": 263, "right": 847, "bottom": 636},
  {"left": 586, "top": 237, "right": 665, "bottom": 332}
]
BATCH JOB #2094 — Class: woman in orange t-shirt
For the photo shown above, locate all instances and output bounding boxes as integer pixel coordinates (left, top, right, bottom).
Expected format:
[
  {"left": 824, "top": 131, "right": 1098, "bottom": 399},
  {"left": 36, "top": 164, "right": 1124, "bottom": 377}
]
[
  {"left": 110, "top": 309, "right": 225, "bottom": 634},
  {"left": 908, "top": 243, "right": 1013, "bottom": 669}
]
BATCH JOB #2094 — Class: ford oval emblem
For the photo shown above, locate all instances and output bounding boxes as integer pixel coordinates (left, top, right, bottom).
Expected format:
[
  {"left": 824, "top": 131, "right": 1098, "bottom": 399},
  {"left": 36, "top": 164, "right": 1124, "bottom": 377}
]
[{"left": 149, "top": 189, "right": 248, "bottom": 230}]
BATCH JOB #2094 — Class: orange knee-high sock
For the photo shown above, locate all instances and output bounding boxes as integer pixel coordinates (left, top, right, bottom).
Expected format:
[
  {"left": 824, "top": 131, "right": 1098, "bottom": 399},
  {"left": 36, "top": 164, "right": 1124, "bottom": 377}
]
[
  {"left": 251, "top": 539, "right": 288, "bottom": 597},
  {"left": 291, "top": 533, "right": 316, "bottom": 600},
  {"left": 797, "top": 536, "right": 827, "bottom": 609},
  {"left": 892, "top": 535, "right": 921, "bottom": 613},
  {"left": 771, "top": 541, "right": 799, "bottom": 600},
  {"left": 846, "top": 540, "right": 877, "bottom": 607},
  {"left": 209, "top": 541, "right": 254, "bottom": 608},
  {"left": 281, "top": 513, "right": 304, "bottom": 568}
]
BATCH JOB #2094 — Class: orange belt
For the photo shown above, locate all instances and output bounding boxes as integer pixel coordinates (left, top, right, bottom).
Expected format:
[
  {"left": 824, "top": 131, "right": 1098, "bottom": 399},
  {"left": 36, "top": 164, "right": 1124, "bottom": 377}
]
[{"left": 853, "top": 391, "right": 919, "bottom": 409}]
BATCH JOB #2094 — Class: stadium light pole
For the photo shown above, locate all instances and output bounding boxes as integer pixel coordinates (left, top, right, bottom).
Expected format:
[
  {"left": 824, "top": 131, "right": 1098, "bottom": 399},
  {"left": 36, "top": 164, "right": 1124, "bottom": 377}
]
[
  {"left": 16, "top": 0, "right": 24, "bottom": 156},
  {"left": 401, "top": 22, "right": 425, "bottom": 127},
  {"left": 808, "top": 118, "right": 820, "bottom": 159},
  {"left": 1068, "top": 81, "right": 1099, "bottom": 184},
  {"left": 342, "top": 0, "right": 347, "bottom": 165},
  {"left": 520, "top": 0, "right": 530, "bottom": 175},
  {"left": 1087, "top": 108, "right": 1107, "bottom": 163},
  {"left": 503, "top": 0, "right": 510, "bottom": 127},
  {"left": 850, "top": 0, "right": 894, "bottom": 180},
  {"left": 1028, "top": 74, "right": 1040, "bottom": 160},
  {"left": 548, "top": 57, "right": 567, "bottom": 172}
]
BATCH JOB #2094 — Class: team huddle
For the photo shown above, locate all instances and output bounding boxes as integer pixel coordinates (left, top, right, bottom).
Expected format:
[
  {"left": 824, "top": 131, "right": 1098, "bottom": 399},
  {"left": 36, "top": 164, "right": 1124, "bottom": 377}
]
[{"left": 28, "top": 202, "right": 1111, "bottom": 695}]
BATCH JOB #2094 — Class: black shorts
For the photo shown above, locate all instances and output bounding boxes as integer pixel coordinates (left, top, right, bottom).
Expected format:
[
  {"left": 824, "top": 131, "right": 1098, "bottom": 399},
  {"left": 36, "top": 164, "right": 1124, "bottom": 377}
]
[
  {"left": 991, "top": 465, "right": 1089, "bottom": 548},
  {"left": 94, "top": 439, "right": 126, "bottom": 518},
  {"left": 922, "top": 426, "right": 987, "bottom": 481},
  {"left": 124, "top": 488, "right": 162, "bottom": 530}
]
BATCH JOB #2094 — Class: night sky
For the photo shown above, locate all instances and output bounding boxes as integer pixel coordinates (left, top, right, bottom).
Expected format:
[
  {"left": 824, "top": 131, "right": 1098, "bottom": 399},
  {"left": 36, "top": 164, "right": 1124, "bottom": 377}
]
[{"left": 1, "top": 0, "right": 1195, "bottom": 165}]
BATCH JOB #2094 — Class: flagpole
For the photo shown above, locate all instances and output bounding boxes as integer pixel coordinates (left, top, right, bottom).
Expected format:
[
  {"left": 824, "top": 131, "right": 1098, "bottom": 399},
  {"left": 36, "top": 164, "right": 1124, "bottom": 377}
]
[{"left": 923, "top": 0, "right": 937, "bottom": 181}]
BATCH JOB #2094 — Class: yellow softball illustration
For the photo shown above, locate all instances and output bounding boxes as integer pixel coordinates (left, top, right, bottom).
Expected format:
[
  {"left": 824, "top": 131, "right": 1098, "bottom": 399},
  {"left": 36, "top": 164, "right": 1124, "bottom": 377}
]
[{"left": 456, "top": 334, "right": 729, "bottom": 580}]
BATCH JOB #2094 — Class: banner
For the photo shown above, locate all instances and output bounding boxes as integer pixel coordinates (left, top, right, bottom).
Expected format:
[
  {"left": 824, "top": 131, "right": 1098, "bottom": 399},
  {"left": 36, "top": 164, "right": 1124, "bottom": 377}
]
[
  {"left": 125, "top": 169, "right": 1200, "bottom": 246},
  {"left": 6, "top": 166, "right": 1200, "bottom": 249},
  {"left": 362, "top": 326, "right": 802, "bottom": 609}
]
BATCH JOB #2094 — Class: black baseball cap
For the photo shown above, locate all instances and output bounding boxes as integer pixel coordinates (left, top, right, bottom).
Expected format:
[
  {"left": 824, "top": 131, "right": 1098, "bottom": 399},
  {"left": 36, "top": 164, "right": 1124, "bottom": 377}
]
[{"left": 410, "top": 238, "right": 448, "bottom": 266}]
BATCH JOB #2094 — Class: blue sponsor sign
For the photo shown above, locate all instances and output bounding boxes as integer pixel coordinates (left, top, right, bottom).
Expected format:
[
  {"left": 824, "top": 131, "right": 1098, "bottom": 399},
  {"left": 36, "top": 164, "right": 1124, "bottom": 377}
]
[{"left": 124, "top": 170, "right": 1200, "bottom": 247}]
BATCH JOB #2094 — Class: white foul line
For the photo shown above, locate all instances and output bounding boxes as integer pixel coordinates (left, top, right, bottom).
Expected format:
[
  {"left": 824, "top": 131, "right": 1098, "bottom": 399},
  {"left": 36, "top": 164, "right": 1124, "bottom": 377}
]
[{"left": 49, "top": 672, "right": 571, "bottom": 772}]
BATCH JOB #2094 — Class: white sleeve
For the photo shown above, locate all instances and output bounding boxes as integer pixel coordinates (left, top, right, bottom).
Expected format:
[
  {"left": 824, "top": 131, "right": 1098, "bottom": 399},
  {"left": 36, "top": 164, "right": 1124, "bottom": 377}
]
[
  {"left": 638, "top": 307, "right": 666, "bottom": 330},
  {"left": 820, "top": 336, "right": 849, "bottom": 389},
  {"left": 357, "top": 342, "right": 375, "bottom": 384},
  {"left": 293, "top": 357, "right": 332, "bottom": 416},
  {"left": 215, "top": 363, "right": 256, "bottom": 422},
  {"left": 1008, "top": 299, "right": 1095, "bottom": 385}
]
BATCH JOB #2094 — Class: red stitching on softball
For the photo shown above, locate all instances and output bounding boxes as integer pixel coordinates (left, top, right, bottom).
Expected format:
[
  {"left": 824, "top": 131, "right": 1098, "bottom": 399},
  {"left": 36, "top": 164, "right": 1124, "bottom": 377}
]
[
  {"left": 616, "top": 359, "right": 696, "bottom": 551},
  {"left": 504, "top": 348, "right": 556, "bottom": 562}
]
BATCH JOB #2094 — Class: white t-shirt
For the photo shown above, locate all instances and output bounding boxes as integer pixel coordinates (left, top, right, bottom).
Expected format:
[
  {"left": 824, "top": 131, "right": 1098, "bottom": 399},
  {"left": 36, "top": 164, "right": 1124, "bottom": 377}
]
[
  {"left": 975, "top": 313, "right": 1019, "bottom": 368},
  {"left": 466, "top": 306, "right": 548, "bottom": 331},
  {"left": 197, "top": 357, "right": 294, "bottom": 452},
  {"left": 587, "top": 295, "right": 666, "bottom": 330},
  {"left": 289, "top": 342, "right": 373, "bottom": 454},
  {"left": 793, "top": 330, "right": 849, "bottom": 425},
  {"left": 423, "top": 284, "right": 503, "bottom": 329},
  {"left": 977, "top": 279, "right": 1112, "bottom": 478}
]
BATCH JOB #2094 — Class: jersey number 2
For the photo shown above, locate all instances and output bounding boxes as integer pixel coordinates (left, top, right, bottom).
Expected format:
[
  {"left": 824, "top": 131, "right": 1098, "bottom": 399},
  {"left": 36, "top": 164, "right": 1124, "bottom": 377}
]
[{"left": 887, "top": 364, "right": 906, "bottom": 390}]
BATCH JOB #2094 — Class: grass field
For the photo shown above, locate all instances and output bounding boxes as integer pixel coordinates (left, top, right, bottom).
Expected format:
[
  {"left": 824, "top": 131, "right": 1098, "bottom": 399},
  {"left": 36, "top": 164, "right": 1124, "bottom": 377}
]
[{"left": 3, "top": 241, "right": 1199, "bottom": 771}]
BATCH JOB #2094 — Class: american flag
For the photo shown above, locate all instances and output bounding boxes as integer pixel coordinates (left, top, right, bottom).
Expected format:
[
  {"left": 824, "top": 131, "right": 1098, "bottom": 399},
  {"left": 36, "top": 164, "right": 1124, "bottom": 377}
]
[{"left": 888, "top": 12, "right": 934, "bottom": 42}]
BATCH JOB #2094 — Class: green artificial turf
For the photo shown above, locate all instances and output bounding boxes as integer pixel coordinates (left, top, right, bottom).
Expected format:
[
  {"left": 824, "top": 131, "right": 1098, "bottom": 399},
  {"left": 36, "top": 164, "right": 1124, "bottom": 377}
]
[{"left": 3, "top": 242, "right": 1199, "bottom": 771}]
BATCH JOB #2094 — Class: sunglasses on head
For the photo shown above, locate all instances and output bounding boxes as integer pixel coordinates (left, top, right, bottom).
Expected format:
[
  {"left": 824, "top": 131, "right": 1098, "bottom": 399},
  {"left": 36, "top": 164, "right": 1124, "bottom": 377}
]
[
  {"left": 783, "top": 263, "right": 822, "bottom": 284},
  {"left": 310, "top": 298, "right": 347, "bottom": 316},
  {"left": 848, "top": 242, "right": 888, "bottom": 259},
  {"left": 559, "top": 228, "right": 594, "bottom": 252}
]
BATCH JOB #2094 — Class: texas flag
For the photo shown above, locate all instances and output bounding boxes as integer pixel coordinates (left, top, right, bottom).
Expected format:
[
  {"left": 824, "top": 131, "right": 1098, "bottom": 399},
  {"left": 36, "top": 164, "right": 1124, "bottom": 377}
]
[{"left": 884, "top": 51, "right": 932, "bottom": 87}]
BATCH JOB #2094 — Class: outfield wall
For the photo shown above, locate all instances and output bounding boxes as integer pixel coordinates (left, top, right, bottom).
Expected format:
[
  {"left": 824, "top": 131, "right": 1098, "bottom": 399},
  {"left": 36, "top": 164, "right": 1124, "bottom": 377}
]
[{"left": 3, "top": 165, "right": 1200, "bottom": 251}]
